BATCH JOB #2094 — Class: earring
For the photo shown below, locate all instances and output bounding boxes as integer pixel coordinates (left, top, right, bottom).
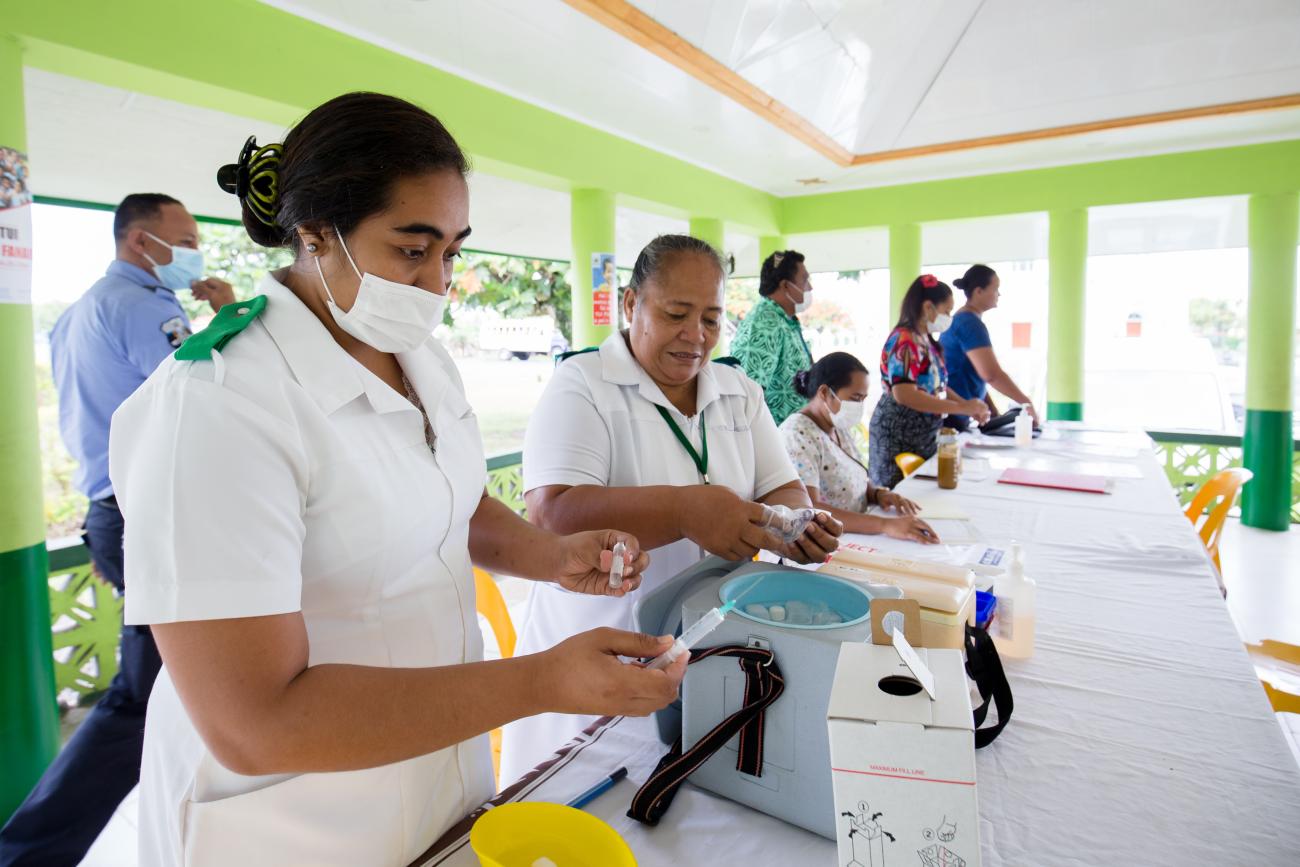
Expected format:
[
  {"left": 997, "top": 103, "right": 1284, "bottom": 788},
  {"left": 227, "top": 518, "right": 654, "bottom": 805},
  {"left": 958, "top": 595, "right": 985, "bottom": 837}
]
[{"left": 306, "top": 243, "right": 318, "bottom": 253}]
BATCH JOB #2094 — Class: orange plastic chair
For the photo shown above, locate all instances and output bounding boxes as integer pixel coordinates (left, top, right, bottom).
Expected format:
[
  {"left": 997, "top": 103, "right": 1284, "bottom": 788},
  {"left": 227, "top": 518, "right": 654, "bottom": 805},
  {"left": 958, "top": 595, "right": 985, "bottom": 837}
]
[
  {"left": 474, "top": 568, "right": 516, "bottom": 782},
  {"left": 1183, "top": 468, "right": 1253, "bottom": 572},
  {"left": 895, "top": 452, "right": 925, "bottom": 479}
]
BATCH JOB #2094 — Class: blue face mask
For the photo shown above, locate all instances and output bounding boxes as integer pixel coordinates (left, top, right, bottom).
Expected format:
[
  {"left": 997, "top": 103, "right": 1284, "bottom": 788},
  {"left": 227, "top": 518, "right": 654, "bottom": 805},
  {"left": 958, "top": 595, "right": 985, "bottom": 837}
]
[{"left": 143, "top": 231, "right": 204, "bottom": 291}]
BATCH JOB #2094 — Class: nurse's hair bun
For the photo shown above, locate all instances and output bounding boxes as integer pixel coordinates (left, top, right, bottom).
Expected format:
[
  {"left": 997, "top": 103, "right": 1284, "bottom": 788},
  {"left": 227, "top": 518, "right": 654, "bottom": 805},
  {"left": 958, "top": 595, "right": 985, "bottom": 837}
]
[
  {"left": 219, "top": 93, "right": 470, "bottom": 252},
  {"left": 217, "top": 136, "right": 283, "bottom": 242}
]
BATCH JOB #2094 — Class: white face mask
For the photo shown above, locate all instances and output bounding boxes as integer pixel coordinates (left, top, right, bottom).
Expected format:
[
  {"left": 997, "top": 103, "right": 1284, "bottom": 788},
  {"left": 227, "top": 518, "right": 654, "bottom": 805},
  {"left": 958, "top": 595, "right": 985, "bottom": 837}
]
[
  {"left": 831, "top": 396, "right": 864, "bottom": 429},
  {"left": 315, "top": 227, "right": 446, "bottom": 353},
  {"left": 930, "top": 312, "right": 953, "bottom": 334},
  {"left": 794, "top": 292, "right": 812, "bottom": 314}
]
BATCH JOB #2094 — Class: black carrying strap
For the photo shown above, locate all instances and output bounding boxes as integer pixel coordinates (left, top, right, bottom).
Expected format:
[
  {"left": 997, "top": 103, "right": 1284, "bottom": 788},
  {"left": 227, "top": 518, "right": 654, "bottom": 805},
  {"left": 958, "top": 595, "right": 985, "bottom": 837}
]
[
  {"left": 628, "top": 645, "right": 784, "bottom": 826},
  {"left": 965, "top": 623, "right": 1014, "bottom": 747}
]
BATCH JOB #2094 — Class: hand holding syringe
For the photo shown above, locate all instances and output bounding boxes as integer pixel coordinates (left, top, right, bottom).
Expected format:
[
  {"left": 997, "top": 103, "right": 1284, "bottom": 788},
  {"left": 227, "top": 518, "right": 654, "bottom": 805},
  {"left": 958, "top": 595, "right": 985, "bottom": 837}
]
[
  {"left": 644, "top": 602, "right": 735, "bottom": 670},
  {"left": 642, "top": 575, "right": 770, "bottom": 670}
]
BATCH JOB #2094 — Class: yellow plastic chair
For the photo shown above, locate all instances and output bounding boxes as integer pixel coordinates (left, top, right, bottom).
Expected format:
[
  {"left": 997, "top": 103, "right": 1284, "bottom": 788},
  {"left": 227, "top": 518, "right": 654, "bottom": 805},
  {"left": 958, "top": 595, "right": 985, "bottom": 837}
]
[
  {"left": 474, "top": 568, "right": 516, "bottom": 782},
  {"left": 1246, "top": 641, "right": 1300, "bottom": 714},
  {"left": 895, "top": 452, "right": 925, "bottom": 479},
  {"left": 1183, "top": 468, "right": 1253, "bottom": 572}
]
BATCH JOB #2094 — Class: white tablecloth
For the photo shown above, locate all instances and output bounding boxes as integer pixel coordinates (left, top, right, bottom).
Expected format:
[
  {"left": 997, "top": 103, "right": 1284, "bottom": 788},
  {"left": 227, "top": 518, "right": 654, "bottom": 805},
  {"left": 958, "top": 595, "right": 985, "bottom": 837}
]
[{"left": 416, "top": 426, "right": 1300, "bottom": 866}]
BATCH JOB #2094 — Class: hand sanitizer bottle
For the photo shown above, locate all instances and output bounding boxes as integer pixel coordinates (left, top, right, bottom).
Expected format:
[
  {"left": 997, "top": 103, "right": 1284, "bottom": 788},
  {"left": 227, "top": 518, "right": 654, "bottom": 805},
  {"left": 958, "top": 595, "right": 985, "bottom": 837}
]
[{"left": 992, "top": 542, "right": 1036, "bottom": 659}]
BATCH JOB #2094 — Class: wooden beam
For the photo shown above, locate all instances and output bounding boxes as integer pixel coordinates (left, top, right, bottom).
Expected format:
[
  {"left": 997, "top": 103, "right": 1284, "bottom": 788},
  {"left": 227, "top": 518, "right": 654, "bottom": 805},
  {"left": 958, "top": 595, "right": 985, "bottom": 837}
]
[
  {"left": 849, "top": 93, "right": 1300, "bottom": 165},
  {"left": 561, "top": 0, "right": 855, "bottom": 167},
  {"left": 566, "top": 0, "right": 1300, "bottom": 169}
]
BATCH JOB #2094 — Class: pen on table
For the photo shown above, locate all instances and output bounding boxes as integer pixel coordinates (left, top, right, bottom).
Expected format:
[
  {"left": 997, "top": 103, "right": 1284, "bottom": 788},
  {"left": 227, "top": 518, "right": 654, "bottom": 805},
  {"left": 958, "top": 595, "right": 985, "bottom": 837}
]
[{"left": 566, "top": 767, "right": 628, "bottom": 811}]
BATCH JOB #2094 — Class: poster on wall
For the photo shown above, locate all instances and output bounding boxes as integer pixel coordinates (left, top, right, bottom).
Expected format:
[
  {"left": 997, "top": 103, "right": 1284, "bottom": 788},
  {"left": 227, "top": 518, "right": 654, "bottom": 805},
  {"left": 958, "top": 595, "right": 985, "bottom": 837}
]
[
  {"left": 0, "top": 147, "right": 33, "bottom": 305},
  {"left": 591, "top": 252, "right": 615, "bottom": 327}
]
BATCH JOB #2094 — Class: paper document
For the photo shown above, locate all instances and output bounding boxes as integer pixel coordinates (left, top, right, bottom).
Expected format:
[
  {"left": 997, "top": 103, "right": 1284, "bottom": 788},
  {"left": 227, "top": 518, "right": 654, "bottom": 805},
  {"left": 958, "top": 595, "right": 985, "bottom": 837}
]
[
  {"left": 928, "top": 519, "right": 980, "bottom": 544},
  {"left": 906, "top": 496, "right": 970, "bottom": 520}
]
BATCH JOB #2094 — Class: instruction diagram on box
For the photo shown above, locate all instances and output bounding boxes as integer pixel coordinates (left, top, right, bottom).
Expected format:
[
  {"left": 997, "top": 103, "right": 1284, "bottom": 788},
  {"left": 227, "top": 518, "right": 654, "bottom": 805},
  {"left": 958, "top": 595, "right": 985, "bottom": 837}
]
[
  {"left": 840, "top": 800, "right": 895, "bottom": 866},
  {"left": 918, "top": 815, "right": 967, "bottom": 867}
]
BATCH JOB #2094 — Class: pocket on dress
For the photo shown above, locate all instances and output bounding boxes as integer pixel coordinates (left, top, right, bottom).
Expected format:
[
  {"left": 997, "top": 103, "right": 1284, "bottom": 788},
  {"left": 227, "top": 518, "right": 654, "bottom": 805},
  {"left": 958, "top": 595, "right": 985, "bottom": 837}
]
[{"left": 182, "top": 766, "right": 404, "bottom": 867}]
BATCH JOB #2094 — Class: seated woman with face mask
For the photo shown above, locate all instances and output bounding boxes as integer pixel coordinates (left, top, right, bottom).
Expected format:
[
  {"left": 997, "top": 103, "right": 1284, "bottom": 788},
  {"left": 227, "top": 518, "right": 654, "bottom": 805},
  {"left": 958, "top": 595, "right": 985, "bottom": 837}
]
[
  {"left": 780, "top": 352, "right": 939, "bottom": 544},
  {"left": 500, "top": 234, "right": 843, "bottom": 782}
]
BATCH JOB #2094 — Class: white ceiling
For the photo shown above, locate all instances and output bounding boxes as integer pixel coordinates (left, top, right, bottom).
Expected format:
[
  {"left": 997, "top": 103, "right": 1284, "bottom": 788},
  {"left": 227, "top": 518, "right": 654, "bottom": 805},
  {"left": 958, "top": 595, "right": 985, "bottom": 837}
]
[
  {"left": 23, "top": 1, "right": 1292, "bottom": 269},
  {"left": 22, "top": 67, "right": 701, "bottom": 265},
  {"left": 261, "top": 0, "right": 1300, "bottom": 194}
]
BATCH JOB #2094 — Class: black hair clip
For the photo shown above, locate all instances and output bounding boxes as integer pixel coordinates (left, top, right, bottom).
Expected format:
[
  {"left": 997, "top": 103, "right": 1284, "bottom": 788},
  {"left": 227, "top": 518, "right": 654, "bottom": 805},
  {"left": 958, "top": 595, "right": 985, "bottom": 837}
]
[{"left": 217, "top": 135, "right": 283, "bottom": 226}]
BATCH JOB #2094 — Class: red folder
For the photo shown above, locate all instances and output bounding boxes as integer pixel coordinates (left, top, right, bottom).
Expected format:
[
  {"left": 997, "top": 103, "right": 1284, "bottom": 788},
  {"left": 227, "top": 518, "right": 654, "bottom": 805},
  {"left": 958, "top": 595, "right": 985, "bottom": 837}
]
[{"left": 997, "top": 467, "right": 1110, "bottom": 494}]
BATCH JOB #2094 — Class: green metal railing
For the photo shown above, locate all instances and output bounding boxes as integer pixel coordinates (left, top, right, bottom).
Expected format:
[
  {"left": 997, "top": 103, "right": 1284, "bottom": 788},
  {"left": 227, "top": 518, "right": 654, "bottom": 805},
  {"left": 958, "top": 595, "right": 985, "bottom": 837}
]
[
  {"left": 1147, "top": 430, "right": 1300, "bottom": 523},
  {"left": 485, "top": 451, "right": 526, "bottom": 516}
]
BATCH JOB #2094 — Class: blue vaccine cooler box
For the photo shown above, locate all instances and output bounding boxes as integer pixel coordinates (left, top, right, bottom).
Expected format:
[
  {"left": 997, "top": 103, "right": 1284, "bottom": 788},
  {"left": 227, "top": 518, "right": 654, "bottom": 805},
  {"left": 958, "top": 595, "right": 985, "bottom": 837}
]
[{"left": 634, "top": 557, "right": 902, "bottom": 839}]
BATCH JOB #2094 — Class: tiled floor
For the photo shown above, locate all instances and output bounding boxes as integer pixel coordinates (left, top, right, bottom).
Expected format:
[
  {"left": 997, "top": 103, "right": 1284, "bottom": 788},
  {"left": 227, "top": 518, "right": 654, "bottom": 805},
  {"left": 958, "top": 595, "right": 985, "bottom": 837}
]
[{"left": 71, "top": 518, "right": 1300, "bottom": 865}]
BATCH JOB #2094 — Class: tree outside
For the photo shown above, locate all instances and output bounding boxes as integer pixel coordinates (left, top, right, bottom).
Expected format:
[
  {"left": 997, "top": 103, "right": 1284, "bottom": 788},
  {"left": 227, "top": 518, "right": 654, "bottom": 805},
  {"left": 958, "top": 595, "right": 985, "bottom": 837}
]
[
  {"left": 452, "top": 253, "right": 573, "bottom": 345},
  {"left": 1188, "top": 296, "right": 1246, "bottom": 361}
]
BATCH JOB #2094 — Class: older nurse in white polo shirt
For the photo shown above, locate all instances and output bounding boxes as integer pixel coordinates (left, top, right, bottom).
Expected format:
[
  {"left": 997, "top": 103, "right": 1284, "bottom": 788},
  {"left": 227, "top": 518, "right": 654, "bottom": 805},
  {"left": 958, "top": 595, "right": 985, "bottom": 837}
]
[{"left": 500, "top": 234, "right": 843, "bottom": 781}]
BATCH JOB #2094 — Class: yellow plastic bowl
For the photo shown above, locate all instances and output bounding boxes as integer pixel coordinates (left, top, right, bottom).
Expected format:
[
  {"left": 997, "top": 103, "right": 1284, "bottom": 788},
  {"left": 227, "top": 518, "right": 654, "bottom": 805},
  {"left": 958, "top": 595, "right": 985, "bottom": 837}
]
[{"left": 469, "top": 802, "right": 637, "bottom": 867}]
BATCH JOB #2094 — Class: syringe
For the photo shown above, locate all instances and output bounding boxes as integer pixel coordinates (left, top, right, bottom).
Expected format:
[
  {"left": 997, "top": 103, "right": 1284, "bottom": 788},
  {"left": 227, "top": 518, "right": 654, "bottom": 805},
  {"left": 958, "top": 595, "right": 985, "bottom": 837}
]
[
  {"left": 645, "top": 600, "right": 736, "bottom": 671},
  {"left": 608, "top": 541, "right": 628, "bottom": 589}
]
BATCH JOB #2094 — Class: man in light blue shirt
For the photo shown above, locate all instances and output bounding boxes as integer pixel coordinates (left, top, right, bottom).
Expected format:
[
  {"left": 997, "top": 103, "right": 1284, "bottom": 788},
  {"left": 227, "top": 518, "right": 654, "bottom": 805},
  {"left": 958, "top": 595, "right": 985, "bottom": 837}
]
[{"left": 1, "top": 194, "right": 232, "bottom": 865}]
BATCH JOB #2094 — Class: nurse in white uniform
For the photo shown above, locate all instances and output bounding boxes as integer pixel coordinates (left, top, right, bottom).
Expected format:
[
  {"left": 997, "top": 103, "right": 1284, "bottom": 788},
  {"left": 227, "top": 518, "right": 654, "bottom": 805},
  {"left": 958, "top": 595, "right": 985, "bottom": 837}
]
[
  {"left": 500, "top": 234, "right": 843, "bottom": 782},
  {"left": 108, "top": 93, "right": 686, "bottom": 867}
]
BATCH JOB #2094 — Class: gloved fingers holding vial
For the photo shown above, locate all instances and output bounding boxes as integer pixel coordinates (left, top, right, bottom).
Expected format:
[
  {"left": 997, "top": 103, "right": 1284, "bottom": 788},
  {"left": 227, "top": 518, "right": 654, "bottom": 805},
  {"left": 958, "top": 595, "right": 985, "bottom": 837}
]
[{"left": 760, "top": 502, "right": 844, "bottom": 564}]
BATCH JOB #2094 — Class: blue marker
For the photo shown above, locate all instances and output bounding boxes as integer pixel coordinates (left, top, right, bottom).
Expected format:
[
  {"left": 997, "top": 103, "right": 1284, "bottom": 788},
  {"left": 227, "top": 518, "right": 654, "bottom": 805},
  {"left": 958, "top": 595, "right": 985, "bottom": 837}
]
[{"left": 566, "top": 767, "right": 628, "bottom": 811}]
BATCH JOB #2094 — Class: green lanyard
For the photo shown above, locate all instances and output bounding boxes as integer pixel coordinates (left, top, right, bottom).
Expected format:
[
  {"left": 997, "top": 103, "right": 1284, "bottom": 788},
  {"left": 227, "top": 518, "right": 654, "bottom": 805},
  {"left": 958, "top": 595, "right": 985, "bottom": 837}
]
[{"left": 654, "top": 404, "right": 709, "bottom": 484}]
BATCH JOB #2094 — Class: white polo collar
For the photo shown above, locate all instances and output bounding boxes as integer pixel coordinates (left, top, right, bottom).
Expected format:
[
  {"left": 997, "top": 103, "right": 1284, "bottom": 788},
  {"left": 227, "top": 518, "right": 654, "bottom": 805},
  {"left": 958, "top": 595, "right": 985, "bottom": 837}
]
[
  {"left": 256, "top": 273, "right": 423, "bottom": 418},
  {"left": 597, "top": 330, "right": 744, "bottom": 418}
]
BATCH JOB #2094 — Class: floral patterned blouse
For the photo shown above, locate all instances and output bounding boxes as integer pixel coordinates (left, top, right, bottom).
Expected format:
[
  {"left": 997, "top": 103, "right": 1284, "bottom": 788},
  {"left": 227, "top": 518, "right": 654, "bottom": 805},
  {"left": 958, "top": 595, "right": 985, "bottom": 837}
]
[
  {"left": 779, "top": 411, "right": 875, "bottom": 512},
  {"left": 880, "top": 326, "right": 947, "bottom": 396}
]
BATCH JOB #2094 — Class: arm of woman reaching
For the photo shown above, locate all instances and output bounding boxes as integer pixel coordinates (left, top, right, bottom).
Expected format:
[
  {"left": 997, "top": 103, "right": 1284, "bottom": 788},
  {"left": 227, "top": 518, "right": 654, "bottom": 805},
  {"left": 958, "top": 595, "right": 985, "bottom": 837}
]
[
  {"left": 528, "top": 483, "right": 780, "bottom": 562},
  {"left": 891, "top": 383, "right": 990, "bottom": 423},
  {"left": 152, "top": 616, "right": 687, "bottom": 778},
  {"left": 966, "top": 346, "right": 1038, "bottom": 422},
  {"left": 804, "top": 485, "right": 938, "bottom": 545}
]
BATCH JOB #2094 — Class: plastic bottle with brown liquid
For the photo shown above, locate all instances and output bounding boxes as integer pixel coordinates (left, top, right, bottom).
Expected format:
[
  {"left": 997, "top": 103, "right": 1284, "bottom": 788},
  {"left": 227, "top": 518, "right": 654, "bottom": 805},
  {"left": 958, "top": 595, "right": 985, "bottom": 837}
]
[{"left": 937, "top": 427, "right": 959, "bottom": 490}]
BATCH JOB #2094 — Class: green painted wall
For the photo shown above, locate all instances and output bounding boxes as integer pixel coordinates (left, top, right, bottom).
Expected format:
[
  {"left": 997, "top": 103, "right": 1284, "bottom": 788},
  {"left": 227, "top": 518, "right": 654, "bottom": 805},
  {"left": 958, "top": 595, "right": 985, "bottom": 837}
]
[
  {"left": 783, "top": 140, "right": 1300, "bottom": 233},
  {"left": 1047, "top": 209, "right": 1088, "bottom": 419},
  {"left": 0, "top": 33, "right": 59, "bottom": 822},
  {"left": 7, "top": 0, "right": 780, "bottom": 234},
  {"left": 1242, "top": 192, "right": 1299, "bottom": 530},
  {"left": 571, "top": 189, "right": 616, "bottom": 351},
  {"left": 888, "top": 224, "right": 921, "bottom": 322}
]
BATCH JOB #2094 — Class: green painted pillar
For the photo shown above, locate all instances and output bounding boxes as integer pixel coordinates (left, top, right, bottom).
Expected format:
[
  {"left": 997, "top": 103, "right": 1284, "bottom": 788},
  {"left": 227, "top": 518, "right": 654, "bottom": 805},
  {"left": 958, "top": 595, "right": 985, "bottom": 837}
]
[
  {"left": 0, "top": 32, "right": 59, "bottom": 823},
  {"left": 1047, "top": 209, "right": 1088, "bottom": 421},
  {"left": 570, "top": 188, "right": 616, "bottom": 350},
  {"left": 889, "top": 223, "right": 921, "bottom": 324},
  {"left": 1242, "top": 192, "right": 1299, "bottom": 531},
  {"left": 688, "top": 217, "right": 725, "bottom": 254},
  {"left": 688, "top": 217, "right": 729, "bottom": 354},
  {"left": 758, "top": 234, "right": 786, "bottom": 272}
]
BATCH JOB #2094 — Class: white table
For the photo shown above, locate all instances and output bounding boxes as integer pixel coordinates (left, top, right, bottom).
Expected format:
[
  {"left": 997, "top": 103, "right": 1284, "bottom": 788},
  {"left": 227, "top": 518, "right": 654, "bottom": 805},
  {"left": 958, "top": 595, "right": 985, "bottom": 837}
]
[{"left": 415, "top": 427, "right": 1300, "bottom": 866}]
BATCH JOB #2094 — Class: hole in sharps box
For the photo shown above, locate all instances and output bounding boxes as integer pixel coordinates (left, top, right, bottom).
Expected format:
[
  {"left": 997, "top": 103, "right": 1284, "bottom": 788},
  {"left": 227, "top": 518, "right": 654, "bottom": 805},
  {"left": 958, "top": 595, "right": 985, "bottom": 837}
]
[{"left": 878, "top": 675, "right": 923, "bottom": 697}]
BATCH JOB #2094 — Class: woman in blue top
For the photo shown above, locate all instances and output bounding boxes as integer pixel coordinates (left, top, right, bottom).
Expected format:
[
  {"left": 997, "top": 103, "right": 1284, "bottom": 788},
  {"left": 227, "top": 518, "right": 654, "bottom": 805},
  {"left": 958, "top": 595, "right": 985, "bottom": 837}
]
[
  {"left": 940, "top": 264, "right": 1039, "bottom": 430},
  {"left": 868, "top": 275, "right": 990, "bottom": 488}
]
